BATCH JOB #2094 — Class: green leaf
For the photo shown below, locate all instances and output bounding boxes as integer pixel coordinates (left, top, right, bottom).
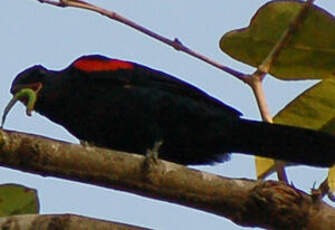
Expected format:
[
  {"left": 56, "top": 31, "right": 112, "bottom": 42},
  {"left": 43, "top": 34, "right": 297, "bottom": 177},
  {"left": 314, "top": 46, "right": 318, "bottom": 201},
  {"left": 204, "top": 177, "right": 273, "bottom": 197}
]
[
  {"left": 0, "top": 184, "right": 39, "bottom": 217},
  {"left": 274, "top": 79, "right": 335, "bottom": 133},
  {"left": 220, "top": 0, "right": 335, "bottom": 80}
]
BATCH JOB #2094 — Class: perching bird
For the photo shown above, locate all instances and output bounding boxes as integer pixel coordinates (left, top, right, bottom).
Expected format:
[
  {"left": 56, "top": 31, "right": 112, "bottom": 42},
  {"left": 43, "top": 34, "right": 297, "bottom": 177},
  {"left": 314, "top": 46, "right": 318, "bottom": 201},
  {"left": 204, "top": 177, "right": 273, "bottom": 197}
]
[{"left": 4, "top": 55, "right": 335, "bottom": 167}]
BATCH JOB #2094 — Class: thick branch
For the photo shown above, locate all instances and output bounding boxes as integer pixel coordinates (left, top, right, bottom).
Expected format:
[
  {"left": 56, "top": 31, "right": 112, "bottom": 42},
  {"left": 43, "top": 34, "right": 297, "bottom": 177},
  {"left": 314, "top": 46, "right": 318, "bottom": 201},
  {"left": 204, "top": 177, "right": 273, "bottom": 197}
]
[
  {"left": 0, "top": 129, "right": 334, "bottom": 229},
  {"left": 0, "top": 214, "right": 151, "bottom": 230}
]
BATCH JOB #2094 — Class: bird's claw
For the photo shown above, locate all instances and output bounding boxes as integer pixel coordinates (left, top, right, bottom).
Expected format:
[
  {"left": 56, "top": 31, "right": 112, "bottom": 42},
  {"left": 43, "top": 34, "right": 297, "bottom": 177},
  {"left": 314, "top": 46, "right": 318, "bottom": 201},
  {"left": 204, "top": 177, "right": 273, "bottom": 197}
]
[
  {"left": 80, "top": 140, "right": 94, "bottom": 147},
  {"left": 144, "top": 140, "right": 163, "bottom": 166}
]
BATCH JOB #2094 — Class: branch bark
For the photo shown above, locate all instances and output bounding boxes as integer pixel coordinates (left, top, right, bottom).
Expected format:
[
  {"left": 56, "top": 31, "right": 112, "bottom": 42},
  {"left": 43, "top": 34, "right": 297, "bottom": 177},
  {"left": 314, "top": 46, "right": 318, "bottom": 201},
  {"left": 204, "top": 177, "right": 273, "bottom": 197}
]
[
  {"left": 0, "top": 128, "right": 334, "bottom": 229},
  {"left": 0, "top": 214, "right": 151, "bottom": 230}
]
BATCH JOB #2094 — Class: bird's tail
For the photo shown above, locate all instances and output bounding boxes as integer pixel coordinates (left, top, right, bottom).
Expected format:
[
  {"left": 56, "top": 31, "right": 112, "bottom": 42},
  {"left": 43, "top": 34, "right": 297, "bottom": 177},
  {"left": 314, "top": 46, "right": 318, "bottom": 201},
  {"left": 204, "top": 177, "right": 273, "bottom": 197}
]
[{"left": 228, "top": 119, "right": 335, "bottom": 167}]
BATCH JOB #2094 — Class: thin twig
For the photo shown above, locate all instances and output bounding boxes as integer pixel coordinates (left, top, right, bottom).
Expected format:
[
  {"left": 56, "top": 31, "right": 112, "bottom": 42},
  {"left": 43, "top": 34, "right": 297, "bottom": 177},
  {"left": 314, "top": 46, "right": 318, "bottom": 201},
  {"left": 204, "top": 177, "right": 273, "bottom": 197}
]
[
  {"left": 253, "top": 0, "right": 315, "bottom": 121},
  {"left": 38, "top": 0, "right": 247, "bottom": 82},
  {"left": 245, "top": 70, "right": 273, "bottom": 123},
  {"left": 251, "top": 0, "right": 315, "bottom": 182}
]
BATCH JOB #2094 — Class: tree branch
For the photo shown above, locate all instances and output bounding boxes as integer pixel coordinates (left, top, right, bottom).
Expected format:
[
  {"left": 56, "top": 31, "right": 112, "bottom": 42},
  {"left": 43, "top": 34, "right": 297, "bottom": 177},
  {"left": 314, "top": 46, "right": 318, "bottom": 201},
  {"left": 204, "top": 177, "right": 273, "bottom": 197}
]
[
  {"left": 0, "top": 213, "right": 151, "bottom": 230},
  {"left": 0, "top": 128, "right": 334, "bottom": 229}
]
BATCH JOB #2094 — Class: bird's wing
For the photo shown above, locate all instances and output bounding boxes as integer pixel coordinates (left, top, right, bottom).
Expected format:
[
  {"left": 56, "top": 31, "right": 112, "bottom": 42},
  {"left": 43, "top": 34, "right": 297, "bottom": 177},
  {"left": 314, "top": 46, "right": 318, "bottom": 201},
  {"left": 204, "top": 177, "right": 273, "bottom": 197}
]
[
  {"left": 70, "top": 55, "right": 242, "bottom": 117},
  {"left": 134, "top": 63, "right": 242, "bottom": 117}
]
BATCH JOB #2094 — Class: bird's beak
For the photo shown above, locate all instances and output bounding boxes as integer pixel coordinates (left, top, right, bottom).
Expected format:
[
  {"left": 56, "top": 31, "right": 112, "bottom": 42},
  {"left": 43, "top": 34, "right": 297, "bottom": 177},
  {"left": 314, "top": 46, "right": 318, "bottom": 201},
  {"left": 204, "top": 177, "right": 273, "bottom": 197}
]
[{"left": 1, "top": 82, "right": 42, "bottom": 128}]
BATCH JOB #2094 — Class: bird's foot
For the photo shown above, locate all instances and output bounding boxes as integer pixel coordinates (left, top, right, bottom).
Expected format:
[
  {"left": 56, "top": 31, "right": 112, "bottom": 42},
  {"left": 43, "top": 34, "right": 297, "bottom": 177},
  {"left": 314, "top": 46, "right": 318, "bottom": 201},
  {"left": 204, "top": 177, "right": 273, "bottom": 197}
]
[
  {"left": 144, "top": 140, "right": 163, "bottom": 168},
  {"left": 80, "top": 140, "right": 95, "bottom": 147}
]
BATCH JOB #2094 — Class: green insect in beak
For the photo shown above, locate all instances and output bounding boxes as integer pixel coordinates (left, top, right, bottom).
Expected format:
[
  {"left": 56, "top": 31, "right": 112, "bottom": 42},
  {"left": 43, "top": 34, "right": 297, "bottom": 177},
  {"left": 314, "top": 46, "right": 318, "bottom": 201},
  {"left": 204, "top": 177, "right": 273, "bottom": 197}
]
[{"left": 1, "top": 88, "right": 38, "bottom": 128}]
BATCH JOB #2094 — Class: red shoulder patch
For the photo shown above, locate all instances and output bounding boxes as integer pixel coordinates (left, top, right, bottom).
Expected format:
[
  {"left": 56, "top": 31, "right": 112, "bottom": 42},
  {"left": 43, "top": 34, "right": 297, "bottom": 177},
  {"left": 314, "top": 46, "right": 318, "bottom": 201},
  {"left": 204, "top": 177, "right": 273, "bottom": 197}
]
[{"left": 73, "top": 58, "right": 134, "bottom": 72}]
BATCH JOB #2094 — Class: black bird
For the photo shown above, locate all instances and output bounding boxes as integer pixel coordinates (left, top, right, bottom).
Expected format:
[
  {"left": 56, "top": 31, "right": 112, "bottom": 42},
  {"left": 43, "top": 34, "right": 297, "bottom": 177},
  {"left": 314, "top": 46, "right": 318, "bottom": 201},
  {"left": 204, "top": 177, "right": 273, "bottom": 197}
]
[{"left": 5, "top": 55, "right": 335, "bottom": 166}]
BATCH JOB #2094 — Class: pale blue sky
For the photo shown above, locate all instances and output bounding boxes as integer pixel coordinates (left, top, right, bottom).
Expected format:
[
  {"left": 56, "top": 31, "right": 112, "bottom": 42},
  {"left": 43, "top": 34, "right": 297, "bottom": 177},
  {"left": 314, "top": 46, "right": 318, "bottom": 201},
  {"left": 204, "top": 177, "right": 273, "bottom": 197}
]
[{"left": 1, "top": 1, "right": 334, "bottom": 229}]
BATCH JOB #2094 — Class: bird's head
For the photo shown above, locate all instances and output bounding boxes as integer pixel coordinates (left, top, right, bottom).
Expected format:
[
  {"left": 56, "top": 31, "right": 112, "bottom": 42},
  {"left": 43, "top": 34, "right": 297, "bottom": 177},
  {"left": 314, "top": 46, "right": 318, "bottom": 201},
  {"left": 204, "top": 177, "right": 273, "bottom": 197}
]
[
  {"left": 1, "top": 65, "right": 49, "bottom": 127},
  {"left": 10, "top": 65, "right": 47, "bottom": 95}
]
